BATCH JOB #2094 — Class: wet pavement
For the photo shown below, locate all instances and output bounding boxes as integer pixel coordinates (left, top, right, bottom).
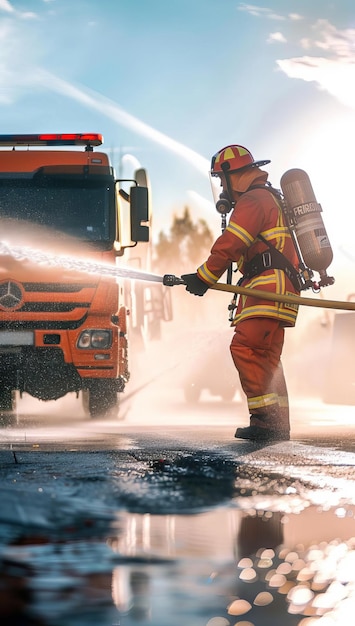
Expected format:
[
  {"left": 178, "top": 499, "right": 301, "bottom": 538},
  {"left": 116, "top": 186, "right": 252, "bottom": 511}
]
[{"left": 0, "top": 389, "right": 355, "bottom": 625}]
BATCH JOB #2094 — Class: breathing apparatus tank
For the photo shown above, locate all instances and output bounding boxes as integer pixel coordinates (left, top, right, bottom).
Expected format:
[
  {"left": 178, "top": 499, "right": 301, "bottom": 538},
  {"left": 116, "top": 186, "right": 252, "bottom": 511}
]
[{"left": 280, "top": 168, "right": 334, "bottom": 289}]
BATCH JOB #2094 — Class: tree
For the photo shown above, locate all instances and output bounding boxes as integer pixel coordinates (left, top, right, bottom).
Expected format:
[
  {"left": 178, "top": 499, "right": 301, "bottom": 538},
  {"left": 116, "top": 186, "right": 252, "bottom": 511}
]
[{"left": 153, "top": 207, "right": 214, "bottom": 273}]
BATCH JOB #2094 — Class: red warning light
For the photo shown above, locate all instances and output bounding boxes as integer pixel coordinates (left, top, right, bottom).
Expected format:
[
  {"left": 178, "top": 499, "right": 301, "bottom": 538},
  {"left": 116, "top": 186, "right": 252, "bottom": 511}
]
[{"left": 0, "top": 133, "right": 103, "bottom": 147}]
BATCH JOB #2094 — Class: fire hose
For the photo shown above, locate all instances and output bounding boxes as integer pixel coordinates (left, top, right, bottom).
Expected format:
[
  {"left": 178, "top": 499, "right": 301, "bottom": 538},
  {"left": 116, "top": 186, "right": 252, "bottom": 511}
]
[
  {"left": 0, "top": 241, "right": 354, "bottom": 312},
  {"left": 162, "top": 274, "right": 355, "bottom": 312}
]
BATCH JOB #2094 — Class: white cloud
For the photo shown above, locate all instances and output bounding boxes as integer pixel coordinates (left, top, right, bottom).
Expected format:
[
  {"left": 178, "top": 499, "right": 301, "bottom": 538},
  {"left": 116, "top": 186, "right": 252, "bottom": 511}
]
[
  {"left": 277, "top": 56, "right": 355, "bottom": 108},
  {"left": 277, "top": 20, "right": 355, "bottom": 109},
  {"left": 300, "top": 38, "right": 312, "bottom": 50},
  {"left": 0, "top": 0, "right": 14, "bottom": 13},
  {"left": 238, "top": 3, "right": 285, "bottom": 20},
  {"left": 311, "top": 19, "right": 355, "bottom": 58},
  {"left": 0, "top": 0, "right": 36, "bottom": 18},
  {"left": 267, "top": 32, "right": 287, "bottom": 44},
  {"left": 20, "top": 13, "right": 37, "bottom": 19},
  {"left": 238, "top": 4, "right": 304, "bottom": 24}
]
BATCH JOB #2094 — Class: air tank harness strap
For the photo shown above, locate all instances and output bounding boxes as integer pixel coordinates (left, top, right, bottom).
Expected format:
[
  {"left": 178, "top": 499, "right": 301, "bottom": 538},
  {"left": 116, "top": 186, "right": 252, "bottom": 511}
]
[{"left": 242, "top": 234, "right": 304, "bottom": 292}]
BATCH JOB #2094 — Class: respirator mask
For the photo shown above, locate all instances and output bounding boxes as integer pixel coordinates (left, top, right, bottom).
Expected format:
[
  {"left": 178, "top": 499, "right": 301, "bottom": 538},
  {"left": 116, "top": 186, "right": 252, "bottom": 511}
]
[{"left": 209, "top": 173, "right": 234, "bottom": 215}]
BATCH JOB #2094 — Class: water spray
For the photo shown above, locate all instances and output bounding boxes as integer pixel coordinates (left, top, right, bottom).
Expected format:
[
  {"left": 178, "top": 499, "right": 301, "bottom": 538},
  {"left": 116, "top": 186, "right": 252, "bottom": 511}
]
[
  {"left": 0, "top": 241, "right": 164, "bottom": 284},
  {"left": 1, "top": 241, "right": 354, "bottom": 311}
]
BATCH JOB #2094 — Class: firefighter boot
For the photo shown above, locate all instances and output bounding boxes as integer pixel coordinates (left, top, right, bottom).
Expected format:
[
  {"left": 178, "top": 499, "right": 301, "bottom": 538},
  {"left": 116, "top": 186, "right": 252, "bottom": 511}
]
[{"left": 234, "top": 408, "right": 290, "bottom": 442}]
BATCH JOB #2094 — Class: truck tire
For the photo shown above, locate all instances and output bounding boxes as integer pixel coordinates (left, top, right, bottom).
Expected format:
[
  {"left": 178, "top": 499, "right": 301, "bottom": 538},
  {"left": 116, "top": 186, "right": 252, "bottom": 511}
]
[{"left": 82, "top": 383, "right": 120, "bottom": 418}]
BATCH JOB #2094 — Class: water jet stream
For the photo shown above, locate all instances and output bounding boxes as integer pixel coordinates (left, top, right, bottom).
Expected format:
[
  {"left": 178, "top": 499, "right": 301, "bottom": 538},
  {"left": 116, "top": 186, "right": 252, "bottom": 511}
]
[{"left": 1, "top": 241, "right": 355, "bottom": 311}]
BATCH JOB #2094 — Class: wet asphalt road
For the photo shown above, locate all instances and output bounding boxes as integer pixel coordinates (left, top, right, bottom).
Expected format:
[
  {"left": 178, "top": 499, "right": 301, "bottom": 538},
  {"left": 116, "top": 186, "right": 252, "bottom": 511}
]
[
  {"left": 1, "top": 386, "right": 355, "bottom": 519},
  {"left": 1, "top": 388, "right": 355, "bottom": 626}
]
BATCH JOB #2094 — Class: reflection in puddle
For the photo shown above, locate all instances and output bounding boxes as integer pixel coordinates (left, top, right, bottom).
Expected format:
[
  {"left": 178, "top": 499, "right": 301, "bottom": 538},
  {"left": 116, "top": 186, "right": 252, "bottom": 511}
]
[
  {"left": 2, "top": 505, "right": 353, "bottom": 625},
  {"left": 107, "top": 506, "right": 355, "bottom": 625}
]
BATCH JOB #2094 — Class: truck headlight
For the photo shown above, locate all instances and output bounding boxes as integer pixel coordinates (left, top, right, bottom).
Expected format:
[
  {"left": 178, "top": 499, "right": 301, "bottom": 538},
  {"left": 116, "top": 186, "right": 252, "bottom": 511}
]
[{"left": 77, "top": 329, "right": 112, "bottom": 349}]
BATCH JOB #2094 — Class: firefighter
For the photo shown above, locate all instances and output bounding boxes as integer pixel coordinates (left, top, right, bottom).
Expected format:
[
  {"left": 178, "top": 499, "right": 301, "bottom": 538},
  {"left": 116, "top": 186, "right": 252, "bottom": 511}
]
[{"left": 182, "top": 145, "right": 300, "bottom": 441}]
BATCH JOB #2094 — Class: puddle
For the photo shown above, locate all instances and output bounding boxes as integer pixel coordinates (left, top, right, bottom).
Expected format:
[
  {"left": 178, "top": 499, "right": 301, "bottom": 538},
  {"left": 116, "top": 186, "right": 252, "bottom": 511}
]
[{"left": 1, "top": 505, "right": 355, "bottom": 625}]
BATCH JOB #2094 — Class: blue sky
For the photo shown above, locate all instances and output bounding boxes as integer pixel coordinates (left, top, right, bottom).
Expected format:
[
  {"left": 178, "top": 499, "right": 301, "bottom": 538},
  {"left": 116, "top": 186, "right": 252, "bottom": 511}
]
[{"left": 1, "top": 0, "right": 355, "bottom": 286}]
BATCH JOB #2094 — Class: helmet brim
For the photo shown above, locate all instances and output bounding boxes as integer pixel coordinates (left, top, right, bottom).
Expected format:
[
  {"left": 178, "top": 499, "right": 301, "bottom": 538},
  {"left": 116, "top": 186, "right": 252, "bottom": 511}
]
[
  {"left": 211, "top": 159, "right": 271, "bottom": 176},
  {"left": 251, "top": 159, "right": 271, "bottom": 168}
]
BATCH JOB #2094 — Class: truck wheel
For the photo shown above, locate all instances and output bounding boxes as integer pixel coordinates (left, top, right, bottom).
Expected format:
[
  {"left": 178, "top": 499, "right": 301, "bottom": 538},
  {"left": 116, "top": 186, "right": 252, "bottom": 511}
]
[{"left": 82, "top": 383, "right": 120, "bottom": 418}]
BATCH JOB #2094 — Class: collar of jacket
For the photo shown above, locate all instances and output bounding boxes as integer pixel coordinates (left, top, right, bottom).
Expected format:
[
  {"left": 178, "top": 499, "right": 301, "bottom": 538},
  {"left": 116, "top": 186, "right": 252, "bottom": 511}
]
[{"left": 230, "top": 168, "right": 268, "bottom": 193}]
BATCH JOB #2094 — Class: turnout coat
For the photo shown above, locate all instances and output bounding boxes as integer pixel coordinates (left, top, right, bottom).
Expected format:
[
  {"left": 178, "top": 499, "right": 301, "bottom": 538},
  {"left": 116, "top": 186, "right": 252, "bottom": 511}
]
[{"left": 197, "top": 182, "right": 300, "bottom": 327}]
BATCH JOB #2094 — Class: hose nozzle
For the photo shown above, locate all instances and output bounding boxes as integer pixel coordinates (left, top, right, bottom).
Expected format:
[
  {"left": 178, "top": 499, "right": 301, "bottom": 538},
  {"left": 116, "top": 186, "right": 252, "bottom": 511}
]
[{"left": 162, "top": 274, "right": 185, "bottom": 286}]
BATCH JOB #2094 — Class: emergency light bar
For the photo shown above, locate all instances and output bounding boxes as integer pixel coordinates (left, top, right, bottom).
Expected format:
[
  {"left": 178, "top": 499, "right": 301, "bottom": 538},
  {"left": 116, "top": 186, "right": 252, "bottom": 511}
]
[{"left": 0, "top": 133, "right": 103, "bottom": 147}]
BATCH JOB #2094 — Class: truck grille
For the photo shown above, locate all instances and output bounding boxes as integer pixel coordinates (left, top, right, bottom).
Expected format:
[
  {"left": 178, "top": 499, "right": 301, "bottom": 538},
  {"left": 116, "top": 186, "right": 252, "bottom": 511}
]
[
  {"left": 0, "top": 315, "right": 88, "bottom": 330},
  {"left": 0, "top": 281, "right": 96, "bottom": 329},
  {"left": 20, "top": 302, "right": 90, "bottom": 312},
  {"left": 23, "top": 282, "right": 97, "bottom": 292}
]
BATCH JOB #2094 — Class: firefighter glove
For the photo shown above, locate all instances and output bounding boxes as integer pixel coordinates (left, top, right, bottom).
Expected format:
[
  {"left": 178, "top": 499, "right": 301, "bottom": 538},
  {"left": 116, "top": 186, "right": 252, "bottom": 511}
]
[{"left": 181, "top": 273, "right": 209, "bottom": 296}]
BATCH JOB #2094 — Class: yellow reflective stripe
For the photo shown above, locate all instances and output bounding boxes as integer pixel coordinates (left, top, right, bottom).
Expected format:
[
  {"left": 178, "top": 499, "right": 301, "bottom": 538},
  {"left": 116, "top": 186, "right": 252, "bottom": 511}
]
[
  {"left": 259, "top": 226, "right": 291, "bottom": 252},
  {"left": 260, "top": 227, "right": 290, "bottom": 239},
  {"left": 245, "top": 269, "right": 285, "bottom": 293},
  {"left": 275, "top": 269, "right": 285, "bottom": 294},
  {"left": 276, "top": 209, "right": 282, "bottom": 228},
  {"left": 197, "top": 263, "right": 219, "bottom": 284},
  {"left": 226, "top": 221, "right": 254, "bottom": 246},
  {"left": 278, "top": 309, "right": 298, "bottom": 322},
  {"left": 248, "top": 393, "right": 278, "bottom": 410},
  {"left": 232, "top": 305, "right": 298, "bottom": 325},
  {"left": 246, "top": 274, "right": 276, "bottom": 289},
  {"left": 238, "top": 305, "right": 282, "bottom": 317}
]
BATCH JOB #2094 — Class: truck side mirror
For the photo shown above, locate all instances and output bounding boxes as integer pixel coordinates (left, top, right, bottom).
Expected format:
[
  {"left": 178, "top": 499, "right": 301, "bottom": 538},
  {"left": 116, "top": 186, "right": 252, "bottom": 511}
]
[
  {"left": 134, "top": 168, "right": 148, "bottom": 188},
  {"left": 130, "top": 185, "right": 149, "bottom": 242}
]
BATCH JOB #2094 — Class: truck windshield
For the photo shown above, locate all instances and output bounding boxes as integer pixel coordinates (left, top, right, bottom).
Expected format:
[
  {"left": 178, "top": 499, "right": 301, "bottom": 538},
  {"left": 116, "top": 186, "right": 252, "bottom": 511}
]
[{"left": 0, "top": 176, "right": 115, "bottom": 246}]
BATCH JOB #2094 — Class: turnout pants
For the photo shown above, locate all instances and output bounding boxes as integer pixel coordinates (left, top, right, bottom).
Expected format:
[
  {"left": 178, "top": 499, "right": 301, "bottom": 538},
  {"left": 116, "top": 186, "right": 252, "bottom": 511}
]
[{"left": 230, "top": 317, "right": 290, "bottom": 432}]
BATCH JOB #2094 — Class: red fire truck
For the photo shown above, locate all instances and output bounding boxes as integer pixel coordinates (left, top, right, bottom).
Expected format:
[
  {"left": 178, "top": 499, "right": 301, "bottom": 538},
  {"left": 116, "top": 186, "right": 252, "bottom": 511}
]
[{"left": 0, "top": 133, "right": 160, "bottom": 417}]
